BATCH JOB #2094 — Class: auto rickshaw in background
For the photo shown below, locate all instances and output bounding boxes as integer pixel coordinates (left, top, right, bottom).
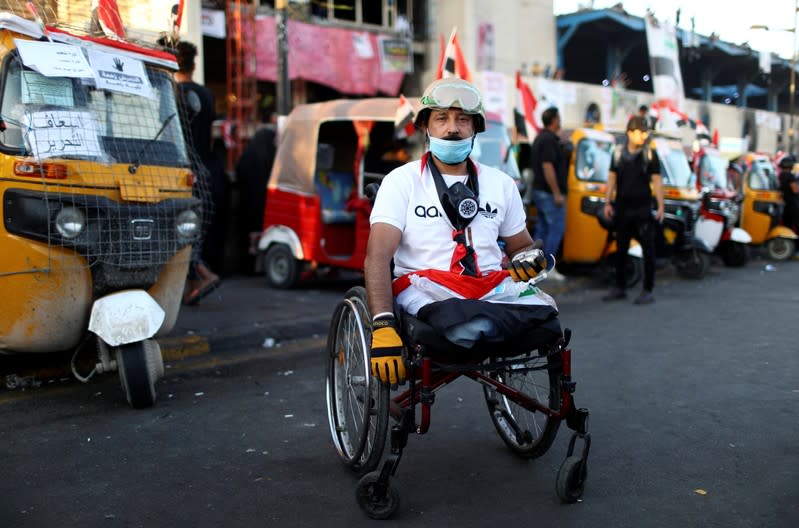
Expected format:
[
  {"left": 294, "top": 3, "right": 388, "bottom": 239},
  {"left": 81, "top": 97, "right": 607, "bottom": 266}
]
[
  {"left": 557, "top": 127, "right": 643, "bottom": 286},
  {"left": 258, "top": 98, "right": 424, "bottom": 288},
  {"left": 471, "top": 112, "right": 526, "bottom": 198},
  {"left": 651, "top": 134, "right": 711, "bottom": 279},
  {"left": 257, "top": 101, "right": 524, "bottom": 288},
  {"left": 691, "top": 144, "right": 751, "bottom": 266},
  {"left": 738, "top": 152, "right": 797, "bottom": 259},
  {"left": 0, "top": 14, "right": 200, "bottom": 408}
]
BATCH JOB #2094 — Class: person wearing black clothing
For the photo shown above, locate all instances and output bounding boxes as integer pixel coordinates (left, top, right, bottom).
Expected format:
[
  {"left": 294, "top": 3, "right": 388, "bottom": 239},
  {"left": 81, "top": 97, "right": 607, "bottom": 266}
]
[
  {"left": 602, "top": 116, "right": 664, "bottom": 305},
  {"left": 530, "top": 106, "right": 567, "bottom": 281},
  {"left": 778, "top": 155, "right": 799, "bottom": 233},
  {"left": 173, "top": 40, "right": 226, "bottom": 304},
  {"left": 235, "top": 125, "right": 277, "bottom": 273}
]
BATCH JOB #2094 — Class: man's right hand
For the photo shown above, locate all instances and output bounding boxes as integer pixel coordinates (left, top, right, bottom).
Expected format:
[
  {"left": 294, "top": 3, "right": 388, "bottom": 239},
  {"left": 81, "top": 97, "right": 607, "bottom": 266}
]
[
  {"left": 603, "top": 202, "right": 614, "bottom": 220},
  {"left": 554, "top": 194, "right": 565, "bottom": 207},
  {"left": 370, "top": 315, "right": 406, "bottom": 385}
]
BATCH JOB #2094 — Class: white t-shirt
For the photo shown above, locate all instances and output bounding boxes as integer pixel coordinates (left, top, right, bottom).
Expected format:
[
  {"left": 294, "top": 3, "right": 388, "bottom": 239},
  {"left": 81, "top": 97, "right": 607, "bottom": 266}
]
[{"left": 370, "top": 158, "right": 527, "bottom": 277}]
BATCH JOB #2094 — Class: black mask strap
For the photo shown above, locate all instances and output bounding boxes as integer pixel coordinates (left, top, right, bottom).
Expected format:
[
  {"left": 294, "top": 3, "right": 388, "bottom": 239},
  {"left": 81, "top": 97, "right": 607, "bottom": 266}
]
[{"left": 426, "top": 153, "right": 479, "bottom": 230}]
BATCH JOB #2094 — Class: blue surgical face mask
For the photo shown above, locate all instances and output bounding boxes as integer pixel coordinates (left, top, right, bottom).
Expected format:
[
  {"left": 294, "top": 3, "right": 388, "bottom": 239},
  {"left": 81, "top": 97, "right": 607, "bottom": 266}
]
[{"left": 428, "top": 133, "right": 474, "bottom": 165}]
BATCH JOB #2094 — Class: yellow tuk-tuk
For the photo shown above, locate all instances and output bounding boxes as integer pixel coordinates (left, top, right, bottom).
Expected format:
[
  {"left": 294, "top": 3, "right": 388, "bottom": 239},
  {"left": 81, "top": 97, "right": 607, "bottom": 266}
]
[
  {"left": 0, "top": 15, "right": 199, "bottom": 407},
  {"left": 560, "top": 127, "right": 643, "bottom": 286},
  {"left": 740, "top": 153, "right": 797, "bottom": 260}
]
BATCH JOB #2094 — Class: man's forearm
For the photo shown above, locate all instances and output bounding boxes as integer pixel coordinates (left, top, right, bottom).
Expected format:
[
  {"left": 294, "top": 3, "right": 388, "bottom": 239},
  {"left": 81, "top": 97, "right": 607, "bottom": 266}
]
[
  {"left": 364, "top": 256, "right": 395, "bottom": 318},
  {"left": 543, "top": 163, "right": 560, "bottom": 196}
]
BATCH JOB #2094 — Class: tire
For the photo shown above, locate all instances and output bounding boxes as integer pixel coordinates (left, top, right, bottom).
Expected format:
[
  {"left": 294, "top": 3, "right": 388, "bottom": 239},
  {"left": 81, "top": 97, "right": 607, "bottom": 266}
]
[
  {"left": 483, "top": 350, "right": 563, "bottom": 459},
  {"left": 263, "top": 244, "right": 299, "bottom": 289},
  {"left": 674, "top": 249, "right": 710, "bottom": 279},
  {"left": 325, "top": 286, "right": 389, "bottom": 475},
  {"left": 601, "top": 253, "right": 642, "bottom": 289},
  {"left": 355, "top": 471, "right": 400, "bottom": 520},
  {"left": 116, "top": 340, "right": 161, "bottom": 409},
  {"left": 720, "top": 241, "right": 749, "bottom": 267},
  {"left": 556, "top": 455, "right": 587, "bottom": 503},
  {"left": 766, "top": 237, "right": 795, "bottom": 261}
]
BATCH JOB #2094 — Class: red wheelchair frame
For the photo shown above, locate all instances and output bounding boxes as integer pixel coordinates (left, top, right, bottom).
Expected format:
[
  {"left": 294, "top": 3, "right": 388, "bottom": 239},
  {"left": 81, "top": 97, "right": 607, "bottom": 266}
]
[{"left": 326, "top": 286, "right": 591, "bottom": 519}]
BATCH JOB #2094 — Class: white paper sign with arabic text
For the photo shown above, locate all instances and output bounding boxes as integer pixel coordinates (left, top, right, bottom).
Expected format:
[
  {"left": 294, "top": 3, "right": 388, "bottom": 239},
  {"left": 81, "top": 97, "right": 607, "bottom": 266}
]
[
  {"left": 24, "top": 110, "right": 102, "bottom": 159},
  {"left": 15, "top": 39, "right": 94, "bottom": 78},
  {"left": 88, "top": 49, "right": 153, "bottom": 98}
]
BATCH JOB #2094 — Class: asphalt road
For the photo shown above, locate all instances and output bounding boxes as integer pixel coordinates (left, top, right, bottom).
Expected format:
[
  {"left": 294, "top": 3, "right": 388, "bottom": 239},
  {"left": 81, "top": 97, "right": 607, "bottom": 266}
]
[{"left": 2, "top": 257, "right": 798, "bottom": 527}]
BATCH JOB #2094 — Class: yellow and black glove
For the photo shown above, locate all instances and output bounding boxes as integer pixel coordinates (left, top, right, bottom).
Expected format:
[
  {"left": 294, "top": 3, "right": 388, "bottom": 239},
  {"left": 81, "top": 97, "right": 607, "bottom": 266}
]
[
  {"left": 370, "top": 315, "right": 406, "bottom": 385},
  {"left": 508, "top": 245, "right": 548, "bottom": 282}
]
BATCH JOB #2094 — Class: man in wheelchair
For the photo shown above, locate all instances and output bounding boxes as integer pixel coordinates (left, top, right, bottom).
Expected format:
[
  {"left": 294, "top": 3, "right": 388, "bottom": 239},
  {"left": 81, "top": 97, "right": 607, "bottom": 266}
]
[
  {"left": 329, "top": 78, "right": 589, "bottom": 518},
  {"left": 365, "top": 76, "right": 560, "bottom": 384}
]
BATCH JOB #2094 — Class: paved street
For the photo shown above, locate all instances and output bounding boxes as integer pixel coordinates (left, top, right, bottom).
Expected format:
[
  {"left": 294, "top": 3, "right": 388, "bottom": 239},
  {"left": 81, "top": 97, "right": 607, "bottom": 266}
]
[{"left": 1, "top": 256, "right": 798, "bottom": 527}]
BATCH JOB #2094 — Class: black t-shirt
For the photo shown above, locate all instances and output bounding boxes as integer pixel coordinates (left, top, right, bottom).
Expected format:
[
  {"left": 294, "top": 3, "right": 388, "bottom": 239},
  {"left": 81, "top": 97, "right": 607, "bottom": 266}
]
[
  {"left": 779, "top": 169, "right": 799, "bottom": 207},
  {"left": 178, "top": 81, "right": 215, "bottom": 165},
  {"left": 610, "top": 143, "right": 660, "bottom": 209},
  {"left": 531, "top": 129, "right": 567, "bottom": 194}
]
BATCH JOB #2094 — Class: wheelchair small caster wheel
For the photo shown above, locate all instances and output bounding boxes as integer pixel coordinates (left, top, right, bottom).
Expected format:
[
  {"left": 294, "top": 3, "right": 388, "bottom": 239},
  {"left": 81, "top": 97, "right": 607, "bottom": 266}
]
[
  {"left": 556, "top": 455, "right": 587, "bottom": 503},
  {"left": 356, "top": 471, "right": 400, "bottom": 519}
]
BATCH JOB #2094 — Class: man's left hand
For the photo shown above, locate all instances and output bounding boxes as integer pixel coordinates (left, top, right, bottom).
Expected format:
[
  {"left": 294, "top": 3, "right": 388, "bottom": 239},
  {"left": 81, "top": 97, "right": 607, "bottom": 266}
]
[{"left": 508, "top": 248, "right": 548, "bottom": 282}]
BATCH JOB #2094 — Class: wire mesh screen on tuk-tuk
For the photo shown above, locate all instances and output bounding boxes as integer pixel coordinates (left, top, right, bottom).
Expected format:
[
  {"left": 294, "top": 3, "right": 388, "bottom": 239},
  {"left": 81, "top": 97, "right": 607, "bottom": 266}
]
[{"left": 0, "top": 36, "right": 211, "bottom": 295}]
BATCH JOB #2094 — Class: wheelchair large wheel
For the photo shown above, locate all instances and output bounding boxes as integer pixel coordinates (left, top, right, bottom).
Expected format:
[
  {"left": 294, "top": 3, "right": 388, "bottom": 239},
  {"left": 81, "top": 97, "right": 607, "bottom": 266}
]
[
  {"left": 483, "top": 352, "right": 562, "bottom": 458},
  {"left": 325, "top": 286, "right": 389, "bottom": 475}
]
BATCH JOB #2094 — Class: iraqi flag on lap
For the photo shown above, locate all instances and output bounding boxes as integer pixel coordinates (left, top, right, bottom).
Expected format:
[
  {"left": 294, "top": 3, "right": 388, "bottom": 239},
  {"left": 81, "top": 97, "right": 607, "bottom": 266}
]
[
  {"left": 514, "top": 71, "right": 540, "bottom": 140},
  {"left": 436, "top": 27, "right": 472, "bottom": 82},
  {"left": 394, "top": 94, "right": 416, "bottom": 140}
]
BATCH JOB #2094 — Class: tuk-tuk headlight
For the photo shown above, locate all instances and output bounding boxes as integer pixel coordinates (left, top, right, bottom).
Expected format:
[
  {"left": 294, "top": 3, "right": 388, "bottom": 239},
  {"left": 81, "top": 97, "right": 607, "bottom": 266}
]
[
  {"left": 55, "top": 206, "right": 86, "bottom": 239},
  {"left": 175, "top": 209, "right": 201, "bottom": 239}
]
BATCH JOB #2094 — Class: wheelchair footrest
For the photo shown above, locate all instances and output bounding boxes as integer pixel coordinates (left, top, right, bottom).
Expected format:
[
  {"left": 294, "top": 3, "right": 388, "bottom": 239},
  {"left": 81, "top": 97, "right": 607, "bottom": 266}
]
[{"left": 566, "top": 406, "right": 589, "bottom": 435}]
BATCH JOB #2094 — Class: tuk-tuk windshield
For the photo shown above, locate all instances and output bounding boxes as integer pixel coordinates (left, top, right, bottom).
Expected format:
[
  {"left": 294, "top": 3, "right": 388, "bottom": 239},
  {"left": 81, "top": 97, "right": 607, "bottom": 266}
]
[
  {"left": 575, "top": 137, "right": 613, "bottom": 182},
  {"left": 0, "top": 56, "right": 189, "bottom": 167},
  {"left": 749, "top": 158, "right": 779, "bottom": 191},
  {"left": 656, "top": 142, "right": 694, "bottom": 188},
  {"left": 699, "top": 153, "right": 730, "bottom": 190},
  {"left": 471, "top": 119, "right": 521, "bottom": 181}
]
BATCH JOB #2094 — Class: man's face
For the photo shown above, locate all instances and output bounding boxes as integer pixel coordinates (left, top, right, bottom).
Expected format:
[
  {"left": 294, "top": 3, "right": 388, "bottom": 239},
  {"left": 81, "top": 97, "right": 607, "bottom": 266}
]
[{"left": 426, "top": 108, "right": 475, "bottom": 140}]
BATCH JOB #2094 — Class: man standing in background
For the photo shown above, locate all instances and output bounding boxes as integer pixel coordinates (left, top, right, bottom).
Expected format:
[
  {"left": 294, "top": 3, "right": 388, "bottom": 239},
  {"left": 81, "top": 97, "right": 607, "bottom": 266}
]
[{"left": 530, "top": 106, "right": 567, "bottom": 281}]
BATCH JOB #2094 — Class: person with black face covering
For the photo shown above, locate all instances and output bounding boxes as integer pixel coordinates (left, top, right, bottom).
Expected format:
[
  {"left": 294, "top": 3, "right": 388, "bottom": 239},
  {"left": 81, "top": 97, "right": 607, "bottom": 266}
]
[{"left": 363, "top": 78, "right": 562, "bottom": 386}]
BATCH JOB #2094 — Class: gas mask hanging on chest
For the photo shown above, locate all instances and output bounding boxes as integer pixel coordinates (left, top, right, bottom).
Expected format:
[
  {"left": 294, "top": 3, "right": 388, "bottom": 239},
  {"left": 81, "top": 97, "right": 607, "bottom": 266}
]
[{"left": 427, "top": 155, "right": 480, "bottom": 230}]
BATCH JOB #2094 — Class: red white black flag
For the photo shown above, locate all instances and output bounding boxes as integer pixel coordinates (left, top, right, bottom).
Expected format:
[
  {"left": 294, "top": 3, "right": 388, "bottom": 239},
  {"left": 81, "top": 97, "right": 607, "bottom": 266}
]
[
  {"left": 514, "top": 71, "right": 540, "bottom": 139},
  {"left": 92, "top": 0, "right": 126, "bottom": 39},
  {"left": 394, "top": 94, "right": 416, "bottom": 140},
  {"left": 436, "top": 27, "right": 472, "bottom": 82}
]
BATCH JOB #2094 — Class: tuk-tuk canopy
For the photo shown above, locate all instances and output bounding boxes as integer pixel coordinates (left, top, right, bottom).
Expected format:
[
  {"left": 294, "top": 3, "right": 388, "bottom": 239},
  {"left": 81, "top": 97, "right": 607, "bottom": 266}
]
[{"left": 270, "top": 98, "right": 417, "bottom": 195}]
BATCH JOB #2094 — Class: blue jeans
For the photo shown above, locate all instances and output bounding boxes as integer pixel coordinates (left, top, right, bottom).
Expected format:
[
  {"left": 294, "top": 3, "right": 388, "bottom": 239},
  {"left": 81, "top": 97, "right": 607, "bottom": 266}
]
[{"left": 532, "top": 190, "right": 566, "bottom": 268}]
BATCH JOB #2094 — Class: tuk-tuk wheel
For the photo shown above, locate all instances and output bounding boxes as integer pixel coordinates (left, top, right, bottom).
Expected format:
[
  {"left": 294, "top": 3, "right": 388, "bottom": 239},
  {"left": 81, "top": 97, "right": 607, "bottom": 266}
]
[
  {"left": 116, "top": 340, "right": 161, "bottom": 409},
  {"left": 766, "top": 237, "right": 795, "bottom": 261},
  {"left": 264, "top": 244, "right": 300, "bottom": 289},
  {"left": 674, "top": 249, "right": 710, "bottom": 280},
  {"left": 720, "top": 241, "right": 749, "bottom": 267}
]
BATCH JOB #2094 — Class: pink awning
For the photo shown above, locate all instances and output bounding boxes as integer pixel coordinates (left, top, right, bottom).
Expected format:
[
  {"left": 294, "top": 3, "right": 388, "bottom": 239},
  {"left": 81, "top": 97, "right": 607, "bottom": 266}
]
[{"left": 254, "top": 16, "right": 405, "bottom": 96}]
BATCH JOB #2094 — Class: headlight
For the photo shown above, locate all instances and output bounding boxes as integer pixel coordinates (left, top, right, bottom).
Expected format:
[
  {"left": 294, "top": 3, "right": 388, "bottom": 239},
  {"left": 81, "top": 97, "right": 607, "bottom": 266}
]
[
  {"left": 175, "top": 209, "right": 200, "bottom": 239},
  {"left": 55, "top": 206, "right": 86, "bottom": 239}
]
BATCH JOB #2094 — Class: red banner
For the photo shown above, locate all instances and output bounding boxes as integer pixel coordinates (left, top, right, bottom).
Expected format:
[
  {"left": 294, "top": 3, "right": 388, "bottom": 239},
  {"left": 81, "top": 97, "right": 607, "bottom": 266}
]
[{"left": 255, "top": 16, "right": 405, "bottom": 96}]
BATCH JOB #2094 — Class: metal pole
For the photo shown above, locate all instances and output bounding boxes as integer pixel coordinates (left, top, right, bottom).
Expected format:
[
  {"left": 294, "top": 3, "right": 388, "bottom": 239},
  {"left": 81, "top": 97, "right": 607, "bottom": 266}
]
[{"left": 276, "top": 0, "right": 291, "bottom": 116}]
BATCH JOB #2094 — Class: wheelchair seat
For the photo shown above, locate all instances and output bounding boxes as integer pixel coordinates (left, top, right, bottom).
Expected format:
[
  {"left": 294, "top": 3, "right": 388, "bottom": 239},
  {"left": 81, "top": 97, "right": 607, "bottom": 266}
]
[{"left": 399, "top": 311, "right": 562, "bottom": 363}]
